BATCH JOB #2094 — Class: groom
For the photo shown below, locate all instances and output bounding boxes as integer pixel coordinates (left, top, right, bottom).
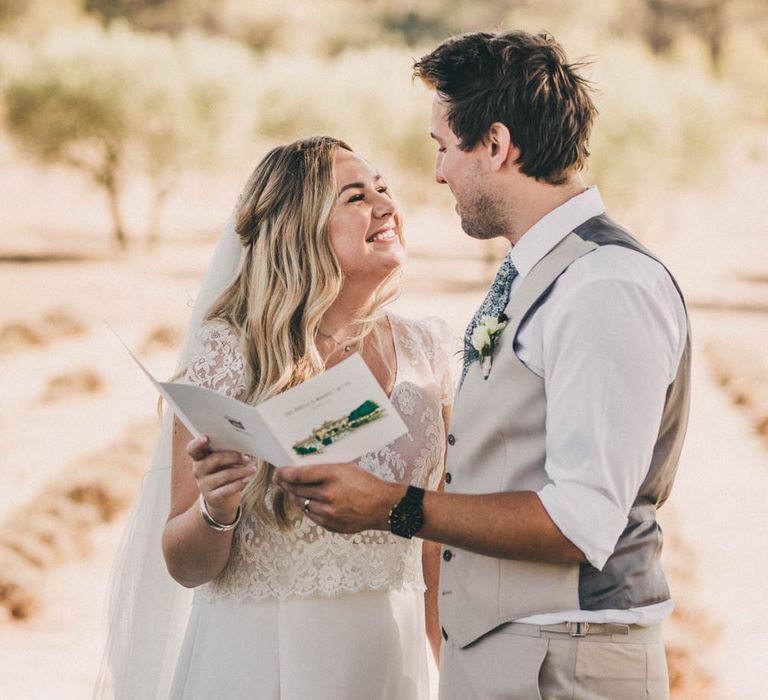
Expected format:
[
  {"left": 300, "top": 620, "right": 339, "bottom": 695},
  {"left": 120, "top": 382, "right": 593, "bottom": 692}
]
[{"left": 277, "top": 30, "right": 689, "bottom": 698}]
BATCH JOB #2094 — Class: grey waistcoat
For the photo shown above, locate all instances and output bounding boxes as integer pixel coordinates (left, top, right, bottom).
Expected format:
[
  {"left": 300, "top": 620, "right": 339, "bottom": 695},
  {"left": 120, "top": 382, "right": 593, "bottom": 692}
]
[{"left": 439, "top": 214, "right": 691, "bottom": 649}]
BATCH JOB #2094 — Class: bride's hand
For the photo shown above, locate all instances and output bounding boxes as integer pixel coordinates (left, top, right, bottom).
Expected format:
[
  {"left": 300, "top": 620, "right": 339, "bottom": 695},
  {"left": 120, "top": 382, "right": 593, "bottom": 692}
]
[{"left": 186, "top": 435, "right": 255, "bottom": 524}]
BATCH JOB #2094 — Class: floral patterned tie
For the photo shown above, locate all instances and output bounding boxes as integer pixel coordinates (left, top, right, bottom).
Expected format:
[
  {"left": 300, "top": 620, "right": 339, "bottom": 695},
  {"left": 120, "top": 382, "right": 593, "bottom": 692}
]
[{"left": 461, "top": 255, "right": 518, "bottom": 385}]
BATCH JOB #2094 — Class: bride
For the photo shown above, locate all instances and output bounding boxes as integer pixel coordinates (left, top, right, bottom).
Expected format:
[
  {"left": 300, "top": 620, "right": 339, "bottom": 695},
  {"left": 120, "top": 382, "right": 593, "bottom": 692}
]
[{"left": 99, "top": 136, "right": 456, "bottom": 699}]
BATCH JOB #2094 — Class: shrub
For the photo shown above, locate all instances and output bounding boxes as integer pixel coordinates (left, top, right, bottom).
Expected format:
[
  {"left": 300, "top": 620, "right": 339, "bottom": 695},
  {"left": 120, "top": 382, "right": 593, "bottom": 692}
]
[
  {"left": 252, "top": 46, "right": 435, "bottom": 186},
  {"left": 587, "top": 40, "right": 735, "bottom": 207},
  {"left": 0, "top": 23, "right": 257, "bottom": 249}
]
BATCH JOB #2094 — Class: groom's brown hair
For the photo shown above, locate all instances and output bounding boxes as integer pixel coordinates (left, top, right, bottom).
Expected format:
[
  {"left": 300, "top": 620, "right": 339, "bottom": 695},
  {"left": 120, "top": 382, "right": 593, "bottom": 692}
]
[{"left": 413, "top": 30, "right": 597, "bottom": 185}]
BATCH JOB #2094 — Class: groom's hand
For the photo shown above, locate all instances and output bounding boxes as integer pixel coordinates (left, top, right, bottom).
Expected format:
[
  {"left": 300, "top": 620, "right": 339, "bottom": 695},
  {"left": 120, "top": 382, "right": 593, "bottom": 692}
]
[{"left": 273, "top": 464, "right": 404, "bottom": 534}]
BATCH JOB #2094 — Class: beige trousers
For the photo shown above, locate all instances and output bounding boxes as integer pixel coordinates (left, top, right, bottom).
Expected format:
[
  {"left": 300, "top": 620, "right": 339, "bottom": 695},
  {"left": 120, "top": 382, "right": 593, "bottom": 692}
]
[{"left": 438, "top": 622, "right": 669, "bottom": 700}]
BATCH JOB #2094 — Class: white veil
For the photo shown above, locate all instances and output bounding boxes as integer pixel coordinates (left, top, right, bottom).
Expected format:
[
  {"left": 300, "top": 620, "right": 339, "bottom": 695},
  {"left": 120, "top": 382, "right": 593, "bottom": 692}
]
[{"left": 95, "top": 211, "right": 243, "bottom": 699}]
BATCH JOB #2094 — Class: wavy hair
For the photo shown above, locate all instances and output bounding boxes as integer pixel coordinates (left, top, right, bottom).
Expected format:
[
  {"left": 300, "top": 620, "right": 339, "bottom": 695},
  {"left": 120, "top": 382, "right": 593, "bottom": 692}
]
[{"left": 204, "top": 135, "right": 403, "bottom": 527}]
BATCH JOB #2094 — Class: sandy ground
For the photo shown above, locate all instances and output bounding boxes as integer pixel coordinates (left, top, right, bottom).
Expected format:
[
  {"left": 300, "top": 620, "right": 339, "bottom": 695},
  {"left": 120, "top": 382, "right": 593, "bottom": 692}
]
[{"left": 1, "top": 154, "right": 767, "bottom": 698}]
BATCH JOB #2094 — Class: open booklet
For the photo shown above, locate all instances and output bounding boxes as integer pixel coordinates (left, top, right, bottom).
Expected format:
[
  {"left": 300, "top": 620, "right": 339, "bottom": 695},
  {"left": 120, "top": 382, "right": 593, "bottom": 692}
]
[{"left": 118, "top": 334, "right": 409, "bottom": 466}]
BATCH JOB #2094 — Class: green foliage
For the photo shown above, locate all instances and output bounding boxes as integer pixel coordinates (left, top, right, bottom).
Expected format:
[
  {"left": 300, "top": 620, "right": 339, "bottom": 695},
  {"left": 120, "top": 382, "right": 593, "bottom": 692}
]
[
  {"left": 253, "top": 46, "right": 435, "bottom": 182},
  {"left": 587, "top": 40, "right": 735, "bottom": 206},
  {"left": 4, "top": 53, "right": 128, "bottom": 163},
  {"left": 349, "top": 400, "right": 380, "bottom": 421},
  {"left": 0, "top": 0, "right": 29, "bottom": 27},
  {"left": 0, "top": 2, "right": 759, "bottom": 241},
  {"left": 0, "top": 0, "right": 82, "bottom": 38},
  {"left": 0, "top": 23, "right": 257, "bottom": 247},
  {"left": 85, "top": 0, "right": 178, "bottom": 25},
  {"left": 375, "top": 2, "right": 459, "bottom": 47},
  {"left": 719, "top": 28, "right": 768, "bottom": 121},
  {"left": 84, "top": 0, "right": 229, "bottom": 35}
]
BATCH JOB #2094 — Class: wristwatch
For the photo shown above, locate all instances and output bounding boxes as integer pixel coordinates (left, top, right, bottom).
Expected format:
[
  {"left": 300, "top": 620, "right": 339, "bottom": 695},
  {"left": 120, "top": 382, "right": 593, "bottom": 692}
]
[{"left": 388, "top": 485, "right": 425, "bottom": 539}]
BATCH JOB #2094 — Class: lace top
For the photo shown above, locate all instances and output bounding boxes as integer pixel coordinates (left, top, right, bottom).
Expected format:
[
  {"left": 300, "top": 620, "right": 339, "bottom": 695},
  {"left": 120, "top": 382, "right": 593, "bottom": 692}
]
[{"left": 183, "top": 314, "right": 458, "bottom": 602}]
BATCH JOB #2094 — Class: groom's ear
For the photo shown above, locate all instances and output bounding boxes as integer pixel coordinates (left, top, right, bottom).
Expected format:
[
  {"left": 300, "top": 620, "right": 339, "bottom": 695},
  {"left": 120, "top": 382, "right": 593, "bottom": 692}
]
[{"left": 485, "top": 122, "right": 517, "bottom": 172}]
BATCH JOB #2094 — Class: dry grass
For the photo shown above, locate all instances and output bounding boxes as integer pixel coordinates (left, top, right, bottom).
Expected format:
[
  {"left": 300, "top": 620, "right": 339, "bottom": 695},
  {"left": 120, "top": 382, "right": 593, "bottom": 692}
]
[
  {"left": 666, "top": 598, "right": 720, "bottom": 699},
  {"left": 39, "top": 310, "right": 86, "bottom": 339},
  {"left": 701, "top": 315, "right": 768, "bottom": 447},
  {"left": 0, "top": 322, "right": 43, "bottom": 352},
  {"left": 0, "top": 419, "right": 157, "bottom": 624},
  {"left": 667, "top": 644, "right": 717, "bottom": 699},
  {"left": 663, "top": 516, "right": 721, "bottom": 699},
  {"left": 0, "top": 309, "right": 84, "bottom": 354},
  {"left": 41, "top": 368, "right": 104, "bottom": 402},
  {"left": 139, "top": 324, "right": 185, "bottom": 356}
]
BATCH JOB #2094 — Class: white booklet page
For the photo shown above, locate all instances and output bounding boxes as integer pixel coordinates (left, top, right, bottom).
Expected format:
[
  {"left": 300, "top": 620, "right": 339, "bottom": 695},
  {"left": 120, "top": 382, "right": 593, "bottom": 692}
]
[{"left": 120, "top": 337, "right": 408, "bottom": 466}]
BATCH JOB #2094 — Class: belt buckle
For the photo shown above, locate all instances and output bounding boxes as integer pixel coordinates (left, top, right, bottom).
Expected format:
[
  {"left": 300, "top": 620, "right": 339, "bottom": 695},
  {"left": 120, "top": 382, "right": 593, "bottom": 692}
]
[{"left": 567, "top": 622, "right": 589, "bottom": 637}]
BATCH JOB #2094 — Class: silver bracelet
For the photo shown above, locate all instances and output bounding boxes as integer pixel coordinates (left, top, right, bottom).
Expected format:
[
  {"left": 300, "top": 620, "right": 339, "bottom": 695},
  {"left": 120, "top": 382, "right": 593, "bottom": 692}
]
[{"left": 198, "top": 493, "right": 242, "bottom": 532}]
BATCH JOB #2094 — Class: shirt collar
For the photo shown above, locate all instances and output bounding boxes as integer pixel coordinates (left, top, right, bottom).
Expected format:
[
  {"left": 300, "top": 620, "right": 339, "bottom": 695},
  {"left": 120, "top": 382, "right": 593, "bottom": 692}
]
[{"left": 508, "top": 186, "right": 605, "bottom": 281}]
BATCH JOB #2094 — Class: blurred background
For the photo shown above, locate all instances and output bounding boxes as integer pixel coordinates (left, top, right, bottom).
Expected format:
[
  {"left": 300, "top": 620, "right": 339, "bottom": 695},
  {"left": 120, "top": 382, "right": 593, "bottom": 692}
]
[{"left": 0, "top": 1, "right": 766, "bottom": 698}]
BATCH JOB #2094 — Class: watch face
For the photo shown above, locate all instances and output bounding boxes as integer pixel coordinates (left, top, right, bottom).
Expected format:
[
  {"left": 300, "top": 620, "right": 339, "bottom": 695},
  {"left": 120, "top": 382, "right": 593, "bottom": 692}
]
[{"left": 391, "top": 504, "right": 424, "bottom": 538}]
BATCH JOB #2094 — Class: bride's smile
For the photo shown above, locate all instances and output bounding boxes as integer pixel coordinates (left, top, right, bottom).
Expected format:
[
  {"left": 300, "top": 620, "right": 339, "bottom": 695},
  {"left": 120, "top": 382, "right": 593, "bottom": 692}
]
[{"left": 366, "top": 223, "right": 398, "bottom": 243}]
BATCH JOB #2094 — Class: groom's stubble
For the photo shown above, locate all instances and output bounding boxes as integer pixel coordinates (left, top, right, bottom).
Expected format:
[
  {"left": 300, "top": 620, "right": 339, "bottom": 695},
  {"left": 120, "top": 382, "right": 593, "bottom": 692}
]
[{"left": 458, "top": 185, "right": 509, "bottom": 242}]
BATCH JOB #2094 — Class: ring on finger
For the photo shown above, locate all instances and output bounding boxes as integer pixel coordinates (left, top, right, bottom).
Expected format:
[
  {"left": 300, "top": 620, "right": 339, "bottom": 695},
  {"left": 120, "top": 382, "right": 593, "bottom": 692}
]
[{"left": 302, "top": 497, "right": 311, "bottom": 514}]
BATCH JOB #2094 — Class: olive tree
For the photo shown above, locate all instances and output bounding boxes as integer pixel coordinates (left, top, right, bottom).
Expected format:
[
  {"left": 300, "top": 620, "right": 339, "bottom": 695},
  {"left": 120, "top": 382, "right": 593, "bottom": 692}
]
[
  {"left": 3, "top": 28, "right": 135, "bottom": 247},
  {"left": 1, "top": 24, "right": 256, "bottom": 250}
]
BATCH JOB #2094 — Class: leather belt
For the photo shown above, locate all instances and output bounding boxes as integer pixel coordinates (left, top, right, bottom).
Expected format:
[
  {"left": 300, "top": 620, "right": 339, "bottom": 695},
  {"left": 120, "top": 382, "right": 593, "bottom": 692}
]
[
  {"left": 499, "top": 621, "right": 663, "bottom": 643},
  {"left": 547, "top": 622, "right": 629, "bottom": 637}
]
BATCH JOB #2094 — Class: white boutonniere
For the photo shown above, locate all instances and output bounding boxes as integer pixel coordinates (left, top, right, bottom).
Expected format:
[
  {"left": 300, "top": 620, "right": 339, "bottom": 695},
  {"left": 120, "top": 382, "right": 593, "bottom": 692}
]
[{"left": 470, "top": 313, "right": 508, "bottom": 380}]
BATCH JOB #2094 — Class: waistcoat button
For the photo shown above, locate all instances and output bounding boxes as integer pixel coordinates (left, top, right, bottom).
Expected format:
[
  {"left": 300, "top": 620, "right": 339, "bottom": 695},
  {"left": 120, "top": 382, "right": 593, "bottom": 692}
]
[
  {"left": 443, "top": 549, "right": 453, "bottom": 562},
  {"left": 447, "top": 434, "right": 456, "bottom": 446},
  {"left": 445, "top": 472, "right": 452, "bottom": 484}
]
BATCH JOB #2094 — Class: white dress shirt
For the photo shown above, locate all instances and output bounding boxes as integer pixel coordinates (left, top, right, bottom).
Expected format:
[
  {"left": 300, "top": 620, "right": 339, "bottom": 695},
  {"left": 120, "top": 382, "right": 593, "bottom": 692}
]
[{"left": 508, "top": 187, "right": 688, "bottom": 626}]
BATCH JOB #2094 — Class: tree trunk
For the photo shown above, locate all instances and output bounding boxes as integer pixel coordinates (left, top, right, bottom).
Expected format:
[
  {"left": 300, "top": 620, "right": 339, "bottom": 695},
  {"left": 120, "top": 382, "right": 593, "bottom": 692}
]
[
  {"left": 99, "top": 143, "right": 128, "bottom": 252},
  {"left": 145, "top": 180, "right": 174, "bottom": 250},
  {"left": 643, "top": 0, "right": 675, "bottom": 55},
  {"left": 701, "top": 1, "right": 726, "bottom": 73},
  {"left": 105, "top": 178, "right": 128, "bottom": 251}
]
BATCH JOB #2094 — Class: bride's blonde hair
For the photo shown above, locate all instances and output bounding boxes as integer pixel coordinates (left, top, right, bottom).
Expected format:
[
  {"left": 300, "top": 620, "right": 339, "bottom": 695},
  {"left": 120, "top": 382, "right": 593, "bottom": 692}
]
[{"left": 205, "top": 135, "right": 403, "bottom": 527}]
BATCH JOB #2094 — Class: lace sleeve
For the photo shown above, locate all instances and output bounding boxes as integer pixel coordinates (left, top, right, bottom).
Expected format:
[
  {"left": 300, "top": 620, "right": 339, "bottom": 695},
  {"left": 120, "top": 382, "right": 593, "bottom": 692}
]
[
  {"left": 183, "top": 321, "right": 248, "bottom": 399},
  {"left": 419, "top": 316, "right": 461, "bottom": 406}
]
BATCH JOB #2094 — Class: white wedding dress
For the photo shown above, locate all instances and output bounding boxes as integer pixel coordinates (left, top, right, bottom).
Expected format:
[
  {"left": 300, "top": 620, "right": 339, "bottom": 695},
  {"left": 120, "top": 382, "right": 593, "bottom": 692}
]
[{"left": 168, "top": 313, "right": 455, "bottom": 700}]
